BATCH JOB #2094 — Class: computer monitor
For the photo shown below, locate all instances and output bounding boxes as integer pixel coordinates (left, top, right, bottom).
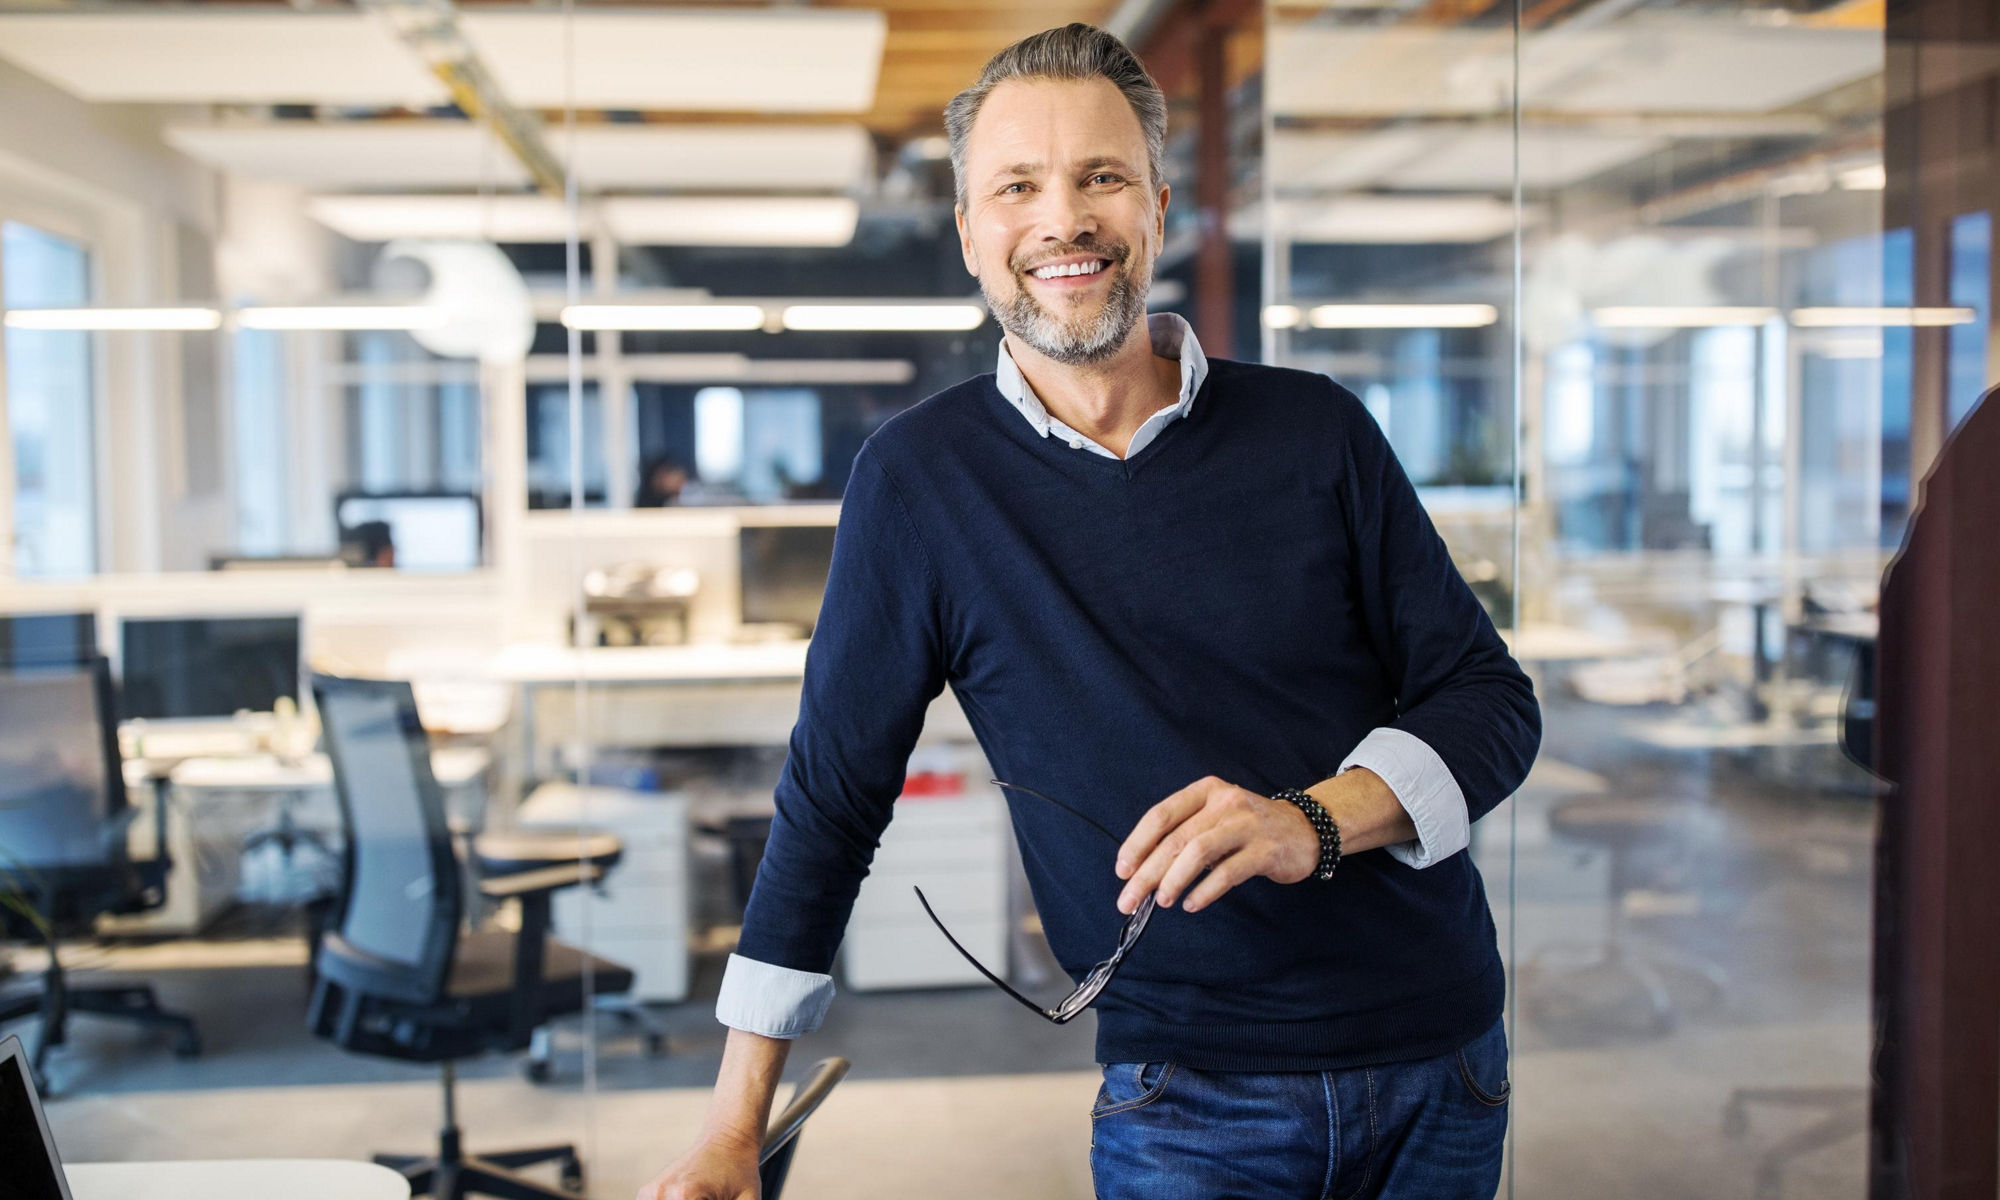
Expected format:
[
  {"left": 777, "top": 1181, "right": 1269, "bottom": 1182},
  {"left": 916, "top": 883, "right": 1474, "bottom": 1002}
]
[
  {"left": 117, "top": 615, "right": 301, "bottom": 721},
  {"left": 739, "top": 525, "right": 836, "bottom": 635},
  {"left": 334, "top": 491, "right": 483, "bottom": 571},
  {"left": 0, "top": 663, "right": 123, "bottom": 871},
  {"left": 0, "top": 612, "right": 96, "bottom": 670},
  {"left": 0, "top": 1036, "right": 73, "bottom": 1200}
]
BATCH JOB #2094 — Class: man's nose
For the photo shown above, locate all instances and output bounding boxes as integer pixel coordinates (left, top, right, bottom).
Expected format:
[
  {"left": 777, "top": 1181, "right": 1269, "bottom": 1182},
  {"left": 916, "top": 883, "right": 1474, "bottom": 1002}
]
[{"left": 1031, "top": 185, "right": 1097, "bottom": 245}]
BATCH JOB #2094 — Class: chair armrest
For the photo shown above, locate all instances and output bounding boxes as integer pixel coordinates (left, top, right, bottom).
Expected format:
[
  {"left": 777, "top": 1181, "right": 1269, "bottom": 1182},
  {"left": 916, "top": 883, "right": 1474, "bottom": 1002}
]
[
  {"left": 761, "top": 1057, "right": 851, "bottom": 1165},
  {"left": 478, "top": 862, "right": 604, "bottom": 900}
]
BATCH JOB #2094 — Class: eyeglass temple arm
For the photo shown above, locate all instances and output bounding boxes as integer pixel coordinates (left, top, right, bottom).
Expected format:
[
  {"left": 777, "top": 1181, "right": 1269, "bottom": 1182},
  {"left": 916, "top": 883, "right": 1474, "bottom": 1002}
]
[{"left": 912, "top": 885, "right": 1061, "bottom": 1021}]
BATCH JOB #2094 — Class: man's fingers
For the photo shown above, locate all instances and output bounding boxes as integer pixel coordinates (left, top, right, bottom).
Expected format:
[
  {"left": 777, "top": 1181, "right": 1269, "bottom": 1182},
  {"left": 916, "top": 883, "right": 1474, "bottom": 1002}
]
[
  {"left": 1182, "top": 848, "right": 1259, "bottom": 913},
  {"left": 1153, "top": 829, "right": 1242, "bottom": 910},
  {"left": 1116, "top": 778, "right": 1216, "bottom": 880},
  {"left": 1117, "top": 807, "right": 1216, "bottom": 914}
]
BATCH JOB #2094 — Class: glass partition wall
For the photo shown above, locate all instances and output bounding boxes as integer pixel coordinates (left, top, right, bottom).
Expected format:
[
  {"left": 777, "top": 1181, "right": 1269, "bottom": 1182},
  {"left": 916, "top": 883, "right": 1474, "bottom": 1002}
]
[{"left": 1269, "top": 0, "right": 1907, "bottom": 1195}]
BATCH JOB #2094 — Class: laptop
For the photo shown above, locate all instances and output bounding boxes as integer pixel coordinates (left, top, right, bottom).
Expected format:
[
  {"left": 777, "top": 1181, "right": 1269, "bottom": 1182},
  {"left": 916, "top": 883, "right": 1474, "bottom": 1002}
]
[{"left": 0, "top": 1035, "right": 72, "bottom": 1200}]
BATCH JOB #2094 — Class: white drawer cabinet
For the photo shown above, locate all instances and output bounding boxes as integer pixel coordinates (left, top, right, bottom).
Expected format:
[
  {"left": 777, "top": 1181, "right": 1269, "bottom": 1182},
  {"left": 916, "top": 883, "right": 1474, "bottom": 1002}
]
[
  {"left": 842, "top": 775, "right": 1009, "bottom": 993},
  {"left": 518, "top": 784, "right": 692, "bottom": 1002}
]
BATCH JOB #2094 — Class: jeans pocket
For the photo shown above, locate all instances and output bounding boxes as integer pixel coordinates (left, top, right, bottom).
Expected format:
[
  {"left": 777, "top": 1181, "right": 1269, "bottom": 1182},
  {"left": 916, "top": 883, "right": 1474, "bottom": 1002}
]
[
  {"left": 1091, "top": 1061, "right": 1177, "bottom": 1119},
  {"left": 1455, "top": 1019, "right": 1511, "bottom": 1107}
]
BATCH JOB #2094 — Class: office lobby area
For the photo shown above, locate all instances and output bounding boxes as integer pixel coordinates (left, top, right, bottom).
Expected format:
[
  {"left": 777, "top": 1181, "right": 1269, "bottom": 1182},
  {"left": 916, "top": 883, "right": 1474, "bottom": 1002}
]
[{"left": 0, "top": 1, "right": 1993, "bottom": 1199}]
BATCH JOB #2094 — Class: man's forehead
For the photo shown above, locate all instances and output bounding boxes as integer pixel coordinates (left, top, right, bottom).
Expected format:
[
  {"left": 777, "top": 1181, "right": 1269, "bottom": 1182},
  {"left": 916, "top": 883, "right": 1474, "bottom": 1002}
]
[{"left": 968, "top": 77, "right": 1147, "bottom": 164}]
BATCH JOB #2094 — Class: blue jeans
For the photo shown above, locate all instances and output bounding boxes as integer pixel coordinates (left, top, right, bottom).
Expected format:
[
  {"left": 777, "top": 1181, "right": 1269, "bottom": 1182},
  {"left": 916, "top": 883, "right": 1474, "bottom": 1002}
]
[{"left": 1089, "top": 1017, "right": 1510, "bottom": 1200}]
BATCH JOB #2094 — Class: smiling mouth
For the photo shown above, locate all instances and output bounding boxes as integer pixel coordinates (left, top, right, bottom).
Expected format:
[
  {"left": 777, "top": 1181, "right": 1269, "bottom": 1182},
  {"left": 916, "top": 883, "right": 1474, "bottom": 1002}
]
[{"left": 1028, "top": 258, "right": 1113, "bottom": 281}]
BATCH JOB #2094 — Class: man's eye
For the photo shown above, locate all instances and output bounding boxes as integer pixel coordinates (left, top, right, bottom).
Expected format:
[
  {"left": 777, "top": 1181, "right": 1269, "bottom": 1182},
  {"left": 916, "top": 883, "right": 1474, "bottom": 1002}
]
[
  {"left": 1001, "top": 182, "right": 1032, "bottom": 195},
  {"left": 1089, "top": 173, "right": 1124, "bottom": 186}
]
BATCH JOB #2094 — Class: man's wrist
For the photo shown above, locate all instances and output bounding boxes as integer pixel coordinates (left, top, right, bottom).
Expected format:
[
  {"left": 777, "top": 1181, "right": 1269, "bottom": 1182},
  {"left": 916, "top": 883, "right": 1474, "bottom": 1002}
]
[
  {"left": 1306, "top": 767, "right": 1415, "bottom": 856},
  {"left": 1271, "top": 787, "right": 1342, "bottom": 881}
]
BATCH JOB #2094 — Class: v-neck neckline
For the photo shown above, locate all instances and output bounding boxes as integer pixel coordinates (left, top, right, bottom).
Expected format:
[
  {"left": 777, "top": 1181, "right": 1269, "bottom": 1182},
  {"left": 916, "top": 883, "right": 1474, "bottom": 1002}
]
[{"left": 980, "top": 371, "right": 1211, "bottom": 481}]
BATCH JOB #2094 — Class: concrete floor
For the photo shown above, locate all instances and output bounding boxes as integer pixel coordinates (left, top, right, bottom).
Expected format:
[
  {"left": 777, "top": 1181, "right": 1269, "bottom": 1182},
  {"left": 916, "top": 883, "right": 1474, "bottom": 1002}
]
[{"left": 12, "top": 688, "right": 1878, "bottom": 1200}]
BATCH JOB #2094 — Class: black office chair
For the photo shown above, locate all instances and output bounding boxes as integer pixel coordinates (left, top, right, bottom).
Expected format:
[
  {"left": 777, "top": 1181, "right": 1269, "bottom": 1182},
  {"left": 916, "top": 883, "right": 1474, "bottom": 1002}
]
[
  {"left": 0, "top": 658, "right": 201, "bottom": 1087},
  {"left": 760, "top": 1056, "right": 850, "bottom": 1198},
  {"left": 307, "top": 673, "right": 636, "bottom": 1200}
]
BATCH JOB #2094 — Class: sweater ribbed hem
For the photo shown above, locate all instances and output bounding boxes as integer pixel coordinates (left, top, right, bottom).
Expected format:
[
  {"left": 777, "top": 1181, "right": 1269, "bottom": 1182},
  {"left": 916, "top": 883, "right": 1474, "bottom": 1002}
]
[{"left": 1092, "top": 957, "right": 1505, "bottom": 1073}]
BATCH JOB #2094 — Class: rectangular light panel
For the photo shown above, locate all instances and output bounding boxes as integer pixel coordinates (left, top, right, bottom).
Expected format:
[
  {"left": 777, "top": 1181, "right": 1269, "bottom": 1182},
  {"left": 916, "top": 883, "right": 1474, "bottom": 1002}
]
[
  {"left": 0, "top": 12, "right": 446, "bottom": 106},
  {"left": 306, "top": 194, "right": 859, "bottom": 247},
  {"left": 460, "top": 9, "right": 886, "bottom": 112}
]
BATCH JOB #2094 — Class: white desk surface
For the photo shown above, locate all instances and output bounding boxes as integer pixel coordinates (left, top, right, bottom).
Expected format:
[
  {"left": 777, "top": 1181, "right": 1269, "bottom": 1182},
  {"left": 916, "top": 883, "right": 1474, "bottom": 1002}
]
[
  {"left": 66, "top": 1159, "right": 409, "bottom": 1200},
  {"left": 122, "top": 747, "right": 490, "bottom": 792},
  {"left": 490, "top": 639, "right": 810, "bottom": 684},
  {"left": 1503, "top": 622, "right": 1649, "bottom": 663}
]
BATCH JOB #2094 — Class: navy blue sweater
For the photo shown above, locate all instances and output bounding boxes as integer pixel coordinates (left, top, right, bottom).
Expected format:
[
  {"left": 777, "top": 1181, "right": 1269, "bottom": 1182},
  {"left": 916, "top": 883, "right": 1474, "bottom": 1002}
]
[{"left": 738, "top": 358, "right": 1541, "bottom": 1070}]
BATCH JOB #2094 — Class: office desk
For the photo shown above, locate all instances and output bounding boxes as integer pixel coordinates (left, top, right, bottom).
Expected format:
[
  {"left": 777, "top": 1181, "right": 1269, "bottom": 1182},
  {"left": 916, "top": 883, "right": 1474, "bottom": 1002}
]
[
  {"left": 492, "top": 641, "right": 975, "bottom": 766},
  {"left": 104, "top": 750, "right": 490, "bottom": 934},
  {"left": 67, "top": 1159, "right": 409, "bottom": 1200}
]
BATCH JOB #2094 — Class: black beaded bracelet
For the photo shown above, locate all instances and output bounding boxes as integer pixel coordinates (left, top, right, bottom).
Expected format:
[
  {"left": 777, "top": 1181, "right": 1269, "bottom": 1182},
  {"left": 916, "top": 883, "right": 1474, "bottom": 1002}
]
[{"left": 1271, "top": 788, "right": 1342, "bottom": 881}]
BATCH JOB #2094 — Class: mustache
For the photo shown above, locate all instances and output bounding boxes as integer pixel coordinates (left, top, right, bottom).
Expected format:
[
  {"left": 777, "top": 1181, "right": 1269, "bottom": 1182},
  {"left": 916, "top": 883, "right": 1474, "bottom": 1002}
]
[{"left": 1013, "top": 240, "right": 1129, "bottom": 275}]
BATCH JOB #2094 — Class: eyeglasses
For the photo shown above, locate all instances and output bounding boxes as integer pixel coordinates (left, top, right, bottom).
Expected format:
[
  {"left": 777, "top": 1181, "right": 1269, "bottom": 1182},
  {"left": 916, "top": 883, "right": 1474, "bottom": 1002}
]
[{"left": 913, "top": 779, "right": 1156, "bottom": 1025}]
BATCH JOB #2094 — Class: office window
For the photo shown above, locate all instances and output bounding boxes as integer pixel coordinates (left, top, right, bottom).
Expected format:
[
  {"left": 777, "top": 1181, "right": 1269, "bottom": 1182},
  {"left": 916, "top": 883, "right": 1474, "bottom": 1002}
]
[
  {"left": 525, "top": 381, "right": 605, "bottom": 508},
  {"left": 1948, "top": 211, "right": 1991, "bottom": 428},
  {"left": 2, "top": 221, "right": 96, "bottom": 577}
]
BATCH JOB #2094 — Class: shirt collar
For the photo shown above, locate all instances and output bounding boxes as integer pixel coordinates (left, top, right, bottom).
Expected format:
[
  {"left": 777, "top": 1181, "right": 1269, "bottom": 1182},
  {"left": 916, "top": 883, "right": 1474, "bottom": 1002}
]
[{"left": 993, "top": 312, "right": 1209, "bottom": 440}]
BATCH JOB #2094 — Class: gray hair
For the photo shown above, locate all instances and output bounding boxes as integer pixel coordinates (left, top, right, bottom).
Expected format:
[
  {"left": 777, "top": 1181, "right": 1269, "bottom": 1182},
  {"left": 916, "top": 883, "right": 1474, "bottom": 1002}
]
[{"left": 944, "top": 23, "right": 1167, "bottom": 211}]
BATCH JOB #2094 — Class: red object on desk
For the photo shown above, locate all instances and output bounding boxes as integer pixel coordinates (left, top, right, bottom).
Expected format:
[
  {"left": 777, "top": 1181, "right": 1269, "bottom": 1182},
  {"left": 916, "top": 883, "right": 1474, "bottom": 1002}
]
[{"left": 899, "top": 770, "right": 966, "bottom": 800}]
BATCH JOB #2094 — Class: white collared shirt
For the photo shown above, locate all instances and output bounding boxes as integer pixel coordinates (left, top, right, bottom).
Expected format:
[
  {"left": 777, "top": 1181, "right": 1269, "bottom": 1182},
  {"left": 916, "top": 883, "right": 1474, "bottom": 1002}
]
[{"left": 993, "top": 312, "right": 1208, "bottom": 460}]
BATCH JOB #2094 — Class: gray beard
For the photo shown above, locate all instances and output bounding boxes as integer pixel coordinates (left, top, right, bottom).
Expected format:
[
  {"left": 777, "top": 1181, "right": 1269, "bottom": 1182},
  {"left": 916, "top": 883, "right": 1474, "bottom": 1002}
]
[{"left": 985, "top": 262, "right": 1150, "bottom": 367}]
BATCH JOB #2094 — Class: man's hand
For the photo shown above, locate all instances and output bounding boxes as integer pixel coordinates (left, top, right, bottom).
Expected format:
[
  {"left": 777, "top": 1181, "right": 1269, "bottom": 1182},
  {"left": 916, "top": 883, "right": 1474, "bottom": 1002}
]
[
  {"left": 633, "top": 1128, "right": 762, "bottom": 1200},
  {"left": 1114, "top": 776, "right": 1318, "bottom": 914},
  {"left": 636, "top": 1028, "right": 789, "bottom": 1200},
  {"left": 1115, "top": 769, "right": 1415, "bottom": 914}
]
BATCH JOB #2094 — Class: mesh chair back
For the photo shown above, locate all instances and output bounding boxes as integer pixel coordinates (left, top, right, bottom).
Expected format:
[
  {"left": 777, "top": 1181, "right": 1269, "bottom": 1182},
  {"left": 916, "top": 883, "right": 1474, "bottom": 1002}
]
[
  {"left": 0, "top": 659, "right": 126, "bottom": 870},
  {"left": 313, "top": 673, "right": 461, "bottom": 1002}
]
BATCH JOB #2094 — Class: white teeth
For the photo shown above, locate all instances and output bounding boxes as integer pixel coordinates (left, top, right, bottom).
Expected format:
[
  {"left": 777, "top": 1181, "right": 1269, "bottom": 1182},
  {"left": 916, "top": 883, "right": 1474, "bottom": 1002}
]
[{"left": 1035, "top": 260, "right": 1105, "bottom": 280}]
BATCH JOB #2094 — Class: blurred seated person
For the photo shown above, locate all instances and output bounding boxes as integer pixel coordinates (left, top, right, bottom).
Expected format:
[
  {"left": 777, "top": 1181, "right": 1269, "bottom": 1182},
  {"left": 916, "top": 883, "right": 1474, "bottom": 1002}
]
[
  {"left": 339, "top": 520, "right": 396, "bottom": 568},
  {"left": 636, "top": 455, "right": 690, "bottom": 507}
]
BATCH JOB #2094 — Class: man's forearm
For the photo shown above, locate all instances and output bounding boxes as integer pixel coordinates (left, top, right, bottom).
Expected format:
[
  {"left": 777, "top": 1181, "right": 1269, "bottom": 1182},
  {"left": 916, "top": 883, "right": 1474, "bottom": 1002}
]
[
  {"left": 1306, "top": 766, "right": 1416, "bottom": 855},
  {"left": 700, "top": 1028, "right": 794, "bottom": 1150}
]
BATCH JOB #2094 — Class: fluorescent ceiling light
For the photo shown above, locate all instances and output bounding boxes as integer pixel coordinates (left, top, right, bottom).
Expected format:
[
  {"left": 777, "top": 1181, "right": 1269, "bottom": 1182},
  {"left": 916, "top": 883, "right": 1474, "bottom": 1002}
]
[
  {"left": 1263, "top": 305, "right": 1305, "bottom": 329},
  {"left": 3, "top": 307, "right": 221, "bottom": 331},
  {"left": 307, "top": 195, "right": 858, "bottom": 248},
  {"left": 1259, "top": 196, "right": 1520, "bottom": 245},
  {"left": 167, "top": 121, "right": 528, "bottom": 191},
  {"left": 1269, "top": 23, "right": 1879, "bottom": 120},
  {"left": 170, "top": 122, "right": 873, "bottom": 194},
  {"left": 602, "top": 197, "right": 858, "bottom": 247},
  {"left": 561, "top": 305, "right": 767, "bottom": 332},
  {"left": 459, "top": 9, "right": 886, "bottom": 112},
  {"left": 236, "top": 305, "right": 443, "bottom": 331},
  {"left": 1836, "top": 163, "right": 1886, "bottom": 191},
  {"left": 0, "top": 12, "right": 445, "bottom": 106},
  {"left": 1790, "top": 306, "right": 1975, "bottom": 327},
  {"left": 780, "top": 304, "right": 986, "bottom": 332},
  {"left": 1307, "top": 304, "right": 1498, "bottom": 329},
  {"left": 1594, "top": 306, "right": 1778, "bottom": 328}
]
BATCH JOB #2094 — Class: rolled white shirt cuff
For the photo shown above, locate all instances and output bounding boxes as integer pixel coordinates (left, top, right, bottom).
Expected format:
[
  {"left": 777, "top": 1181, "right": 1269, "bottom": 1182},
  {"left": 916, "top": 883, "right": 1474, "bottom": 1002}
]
[
  {"left": 714, "top": 952, "right": 836, "bottom": 1039},
  {"left": 1338, "top": 727, "right": 1469, "bottom": 869}
]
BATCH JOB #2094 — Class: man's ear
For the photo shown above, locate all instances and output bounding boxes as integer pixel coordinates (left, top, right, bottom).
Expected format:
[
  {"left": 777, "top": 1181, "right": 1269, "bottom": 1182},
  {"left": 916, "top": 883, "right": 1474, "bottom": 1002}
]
[
  {"left": 954, "top": 204, "right": 980, "bottom": 276},
  {"left": 1154, "top": 183, "right": 1171, "bottom": 247}
]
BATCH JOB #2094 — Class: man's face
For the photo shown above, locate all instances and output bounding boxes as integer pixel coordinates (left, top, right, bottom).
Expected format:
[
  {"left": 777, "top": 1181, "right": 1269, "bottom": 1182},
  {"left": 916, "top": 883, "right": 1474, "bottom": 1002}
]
[{"left": 955, "top": 77, "right": 1168, "bottom": 366}]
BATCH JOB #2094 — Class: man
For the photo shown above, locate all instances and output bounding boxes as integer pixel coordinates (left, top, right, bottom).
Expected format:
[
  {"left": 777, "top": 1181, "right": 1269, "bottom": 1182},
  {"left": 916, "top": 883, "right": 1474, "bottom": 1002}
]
[{"left": 641, "top": 23, "right": 1538, "bottom": 1200}]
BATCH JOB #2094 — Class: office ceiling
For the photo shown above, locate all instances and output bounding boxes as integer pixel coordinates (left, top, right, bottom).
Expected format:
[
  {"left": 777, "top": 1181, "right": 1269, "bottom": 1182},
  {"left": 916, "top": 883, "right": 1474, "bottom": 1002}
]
[{"left": 0, "top": 2, "right": 1120, "bottom": 136}]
